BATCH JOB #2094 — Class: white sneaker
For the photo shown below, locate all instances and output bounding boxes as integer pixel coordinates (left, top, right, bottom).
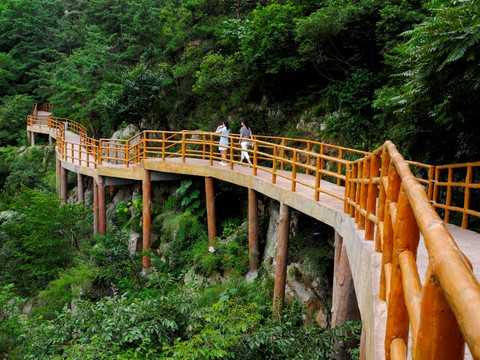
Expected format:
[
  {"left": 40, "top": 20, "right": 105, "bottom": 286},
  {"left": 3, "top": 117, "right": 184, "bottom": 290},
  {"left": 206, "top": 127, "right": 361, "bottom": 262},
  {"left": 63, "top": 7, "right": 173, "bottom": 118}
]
[{"left": 220, "top": 162, "right": 227, "bottom": 166}]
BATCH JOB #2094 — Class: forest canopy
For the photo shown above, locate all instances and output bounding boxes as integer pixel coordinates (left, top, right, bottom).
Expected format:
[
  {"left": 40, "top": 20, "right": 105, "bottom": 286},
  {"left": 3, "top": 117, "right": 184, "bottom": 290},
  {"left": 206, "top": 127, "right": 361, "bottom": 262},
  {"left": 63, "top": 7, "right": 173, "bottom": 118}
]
[{"left": 1, "top": 0, "right": 480, "bottom": 163}]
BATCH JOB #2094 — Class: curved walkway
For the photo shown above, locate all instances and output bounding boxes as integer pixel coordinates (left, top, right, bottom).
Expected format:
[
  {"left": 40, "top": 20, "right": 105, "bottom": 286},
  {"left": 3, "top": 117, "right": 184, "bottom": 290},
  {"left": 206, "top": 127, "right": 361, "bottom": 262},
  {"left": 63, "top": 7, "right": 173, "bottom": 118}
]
[{"left": 28, "top": 110, "right": 480, "bottom": 360}]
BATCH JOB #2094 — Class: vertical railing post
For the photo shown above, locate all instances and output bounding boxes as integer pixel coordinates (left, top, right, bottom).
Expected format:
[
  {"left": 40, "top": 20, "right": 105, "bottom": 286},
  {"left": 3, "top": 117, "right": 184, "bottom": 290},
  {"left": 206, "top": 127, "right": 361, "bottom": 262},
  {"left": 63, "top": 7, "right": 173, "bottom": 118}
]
[
  {"left": 445, "top": 167, "right": 453, "bottom": 223},
  {"left": 229, "top": 137, "right": 234, "bottom": 170},
  {"left": 306, "top": 142, "right": 311, "bottom": 175},
  {"left": 315, "top": 155, "right": 321, "bottom": 202},
  {"left": 365, "top": 154, "right": 380, "bottom": 240},
  {"left": 126, "top": 140, "right": 130, "bottom": 168},
  {"left": 358, "top": 157, "right": 370, "bottom": 230},
  {"left": 291, "top": 150, "right": 297, "bottom": 192},
  {"left": 349, "top": 163, "right": 358, "bottom": 218},
  {"left": 379, "top": 162, "right": 401, "bottom": 301},
  {"left": 376, "top": 147, "right": 390, "bottom": 252},
  {"left": 462, "top": 165, "right": 472, "bottom": 229},
  {"left": 162, "top": 132, "right": 166, "bottom": 161},
  {"left": 182, "top": 132, "right": 186, "bottom": 163},
  {"left": 354, "top": 161, "right": 364, "bottom": 224},
  {"left": 98, "top": 140, "right": 103, "bottom": 166},
  {"left": 280, "top": 139, "right": 285, "bottom": 170},
  {"left": 253, "top": 141, "right": 258, "bottom": 176},
  {"left": 272, "top": 145, "right": 277, "bottom": 184},
  {"left": 384, "top": 187, "right": 419, "bottom": 360},
  {"left": 337, "top": 149, "right": 343, "bottom": 186},
  {"left": 209, "top": 134, "right": 213, "bottom": 166},
  {"left": 414, "top": 264, "right": 465, "bottom": 360},
  {"left": 343, "top": 163, "right": 350, "bottom": 212}
]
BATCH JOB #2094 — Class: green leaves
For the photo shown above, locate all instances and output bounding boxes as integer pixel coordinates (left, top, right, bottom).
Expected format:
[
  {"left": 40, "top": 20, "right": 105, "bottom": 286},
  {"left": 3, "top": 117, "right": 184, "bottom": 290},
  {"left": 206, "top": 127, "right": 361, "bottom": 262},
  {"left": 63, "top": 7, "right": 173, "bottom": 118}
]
[{"left": 0, "top": 187, "right": 91, "bottom": 296}]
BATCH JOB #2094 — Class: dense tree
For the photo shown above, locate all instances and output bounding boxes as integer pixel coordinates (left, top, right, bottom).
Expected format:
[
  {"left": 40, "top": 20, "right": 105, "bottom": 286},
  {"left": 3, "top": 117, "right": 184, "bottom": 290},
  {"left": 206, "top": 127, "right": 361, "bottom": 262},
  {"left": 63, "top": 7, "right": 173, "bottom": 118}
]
[
  {"left": 0, "top": 188, "right": 91, "bottom": 296},
  {"left": 374, "top": 0, "right": 480, "bottom": 163}
]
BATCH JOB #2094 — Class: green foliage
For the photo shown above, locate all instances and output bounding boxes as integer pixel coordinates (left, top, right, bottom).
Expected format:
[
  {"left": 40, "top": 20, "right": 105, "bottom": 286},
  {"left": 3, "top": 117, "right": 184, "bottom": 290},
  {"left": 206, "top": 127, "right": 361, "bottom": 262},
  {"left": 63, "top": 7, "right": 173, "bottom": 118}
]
[
  {"left": 0, "top": 94, "right": 34, "bottom": 146},
  {"left": 0, "top": 284, "right": 26, "bottom": 358},
  {"left": 374, "top": 0, "right": 480, "bottom": 162},
  {"left": 0, "top": 145, "right": 56, "bottom": 194},
  {"left": 113, "top": 195, "right": 143, "bottom": 230},
  {"left": 34, "top": 261, "right": 97, "bottom": 318},
  {"left": 0, "top": 187, "right": 91, "bottom": 297},
  {"left": 89, "top": 229, "right": 143, "bottom": 288},
  {"left": 175, "top": 179, "right": 205, "bottom": 217},
  {"left": 154, "top": 211, "right": 208, "bottom": 275}
]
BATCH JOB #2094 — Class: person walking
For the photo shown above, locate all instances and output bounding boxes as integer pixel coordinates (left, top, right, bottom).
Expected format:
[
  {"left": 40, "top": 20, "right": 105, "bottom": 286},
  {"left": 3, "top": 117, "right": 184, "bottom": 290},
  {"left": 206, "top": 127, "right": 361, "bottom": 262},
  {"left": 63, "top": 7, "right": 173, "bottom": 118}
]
[
  {"left": 216, "top": 121, "right": 230, "bottom": 166},
  {"left": 239, "top": 120, "right": 253, "bottom": 165}
]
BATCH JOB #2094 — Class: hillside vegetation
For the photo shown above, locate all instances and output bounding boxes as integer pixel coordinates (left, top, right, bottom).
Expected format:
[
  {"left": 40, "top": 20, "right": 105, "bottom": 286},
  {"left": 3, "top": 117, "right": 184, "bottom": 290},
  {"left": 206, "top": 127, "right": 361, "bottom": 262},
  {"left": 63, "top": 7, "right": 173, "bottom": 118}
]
[{"left": 1, "top": 0, "right": 480, "bottom": 163}]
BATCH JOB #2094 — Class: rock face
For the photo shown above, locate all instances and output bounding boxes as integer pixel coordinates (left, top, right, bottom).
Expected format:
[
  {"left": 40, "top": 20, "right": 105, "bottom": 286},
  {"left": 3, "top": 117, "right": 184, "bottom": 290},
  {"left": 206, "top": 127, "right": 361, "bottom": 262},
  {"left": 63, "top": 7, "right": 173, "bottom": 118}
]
[{"left": 262, "top": 198, "right": 333, "bottom": 327}]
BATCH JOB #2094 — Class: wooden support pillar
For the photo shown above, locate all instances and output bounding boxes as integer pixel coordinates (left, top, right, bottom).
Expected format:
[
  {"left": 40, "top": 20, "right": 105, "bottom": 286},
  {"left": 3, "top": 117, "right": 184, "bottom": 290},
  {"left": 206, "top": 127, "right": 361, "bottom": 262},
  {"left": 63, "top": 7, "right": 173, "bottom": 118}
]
[
  {"left": 30, "top": 131, "right": 35, "bottom": 146},
  {"left": 61, "top": 166, "right": 67, "bottom": 204},
  {"left": 142, "top": 170, "right": 152, "bottom": 270},
  {"left": 248, "top": 189, "right": 259, "bottom": 271},
  {"left": 205, "top": 177, "right": 216, "bottom": 245},
  {"left": 56, "top": 157, "right": 61, "bottom": 196},
  {"left": 49, "top": 134, "right": 52, "bottom": 145},
  {"left": 98, "top": 175, "right": 106, "bottom": 235},
  {"left": 273, "top": 203, "right": 291, "bottom": 313},
  {"left": 331, "top": 232, "right": 360, "bottom": 327},
  {"left": 93, "top": 181, "right": 99, "bottom": 235},
  {"left": 77, "top": 173, "right": 84, "bottom": 203}
]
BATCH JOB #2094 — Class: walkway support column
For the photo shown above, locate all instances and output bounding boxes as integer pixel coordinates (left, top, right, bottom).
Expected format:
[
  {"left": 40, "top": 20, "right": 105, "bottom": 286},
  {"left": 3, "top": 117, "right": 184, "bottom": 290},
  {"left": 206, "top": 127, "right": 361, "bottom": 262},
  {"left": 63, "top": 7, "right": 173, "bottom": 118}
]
[
  {"left": 248, "top": 189, "right": 259, "bottom": 271},
  {"left": 331, "top": 231, "right": 361, "bottom": 360},
  {"left": 93, "top": 181, "right": 99, "bottom": 235},
  {"left": 61, "top": 166, "right": 67, "bottom": 204},
  {"left": 142, "top": 170, "right": 152, "bottom": 270},
  {"left": 331, "top": 232, "right": 360, "bottom": 327},
  {"left": 273, "top": 203, "right": 291, "bottom": 313},
  {"left": 56, "top": 157, "right": 61, "bottom": 196},
  {"left": 98, "top": 175, "right": 106, "bottom": 235},
  {"left": 77, "top": 173, "right": 84, "bottom": 203},
  {"left": 205, "top": 177, "right": 216, "bottom": 245}
]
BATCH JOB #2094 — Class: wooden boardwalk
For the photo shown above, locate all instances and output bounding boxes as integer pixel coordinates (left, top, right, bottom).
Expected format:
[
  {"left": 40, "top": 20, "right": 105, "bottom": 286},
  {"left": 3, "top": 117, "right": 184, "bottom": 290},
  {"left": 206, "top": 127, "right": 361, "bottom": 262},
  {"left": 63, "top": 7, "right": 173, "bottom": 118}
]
[{"left": 28, "top": 113, "right": 480, "bottom": 360}]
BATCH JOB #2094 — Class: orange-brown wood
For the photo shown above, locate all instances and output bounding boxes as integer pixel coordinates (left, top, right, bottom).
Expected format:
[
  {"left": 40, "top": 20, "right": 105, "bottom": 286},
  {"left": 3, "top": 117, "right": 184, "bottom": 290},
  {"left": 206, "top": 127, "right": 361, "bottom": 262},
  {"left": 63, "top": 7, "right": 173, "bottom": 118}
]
[
  {"left": 331, "top": 234, "right": 360, "bottom": 327},
  {"left": 390, "top": 338, "right": 407, "bottom": 360},
  {"left": 93, "top": 180, "right": 99, "bottom": 235},
  {"left": 379, "top": 162, "right": 401, "bottom": 301},
  {"left": 414, "top": 265, "right": 465, "bottom": 360},
  {"left": 354, "top": 161, "right": 364, "bottom": 225},
  {"left": 375, "top": 148, "right": 390, "bottom": 251},
  {"left": 205, "top": 177, "right": 216, "bottom": 245},
  {"left": 462, "top": 165, "right": 472, "bottom": 228},
  {"left": 366, "top": 154, "right": 380, "bottom": 240},
  {"left": 398, "top": 250, "right": 421, "bottom": 351},
  {"left": 248, "top": 189, "right": 259, "bottom": 271},
  {"left": 385, "top": 187, "right": 419, "bottom": 360},
  {"left": 273, "top": 203, "right": 291, "bottom": 314},
  {"left": 98, "top": 175, "right": 106, "bottom": 235},
  {"left": 142, "top": 170, "right": 152, "bottom": 270}
]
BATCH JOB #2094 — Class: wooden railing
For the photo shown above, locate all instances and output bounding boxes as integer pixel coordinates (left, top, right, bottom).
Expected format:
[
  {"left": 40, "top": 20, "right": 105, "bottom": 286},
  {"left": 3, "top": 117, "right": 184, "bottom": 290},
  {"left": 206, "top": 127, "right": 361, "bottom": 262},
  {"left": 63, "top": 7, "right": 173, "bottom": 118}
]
[
  {"left": 347, "top": 141, "right": 480, "bottom": 359},
  {"left": 30, "top": 111, "right": 480, "bottom": 229}
]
